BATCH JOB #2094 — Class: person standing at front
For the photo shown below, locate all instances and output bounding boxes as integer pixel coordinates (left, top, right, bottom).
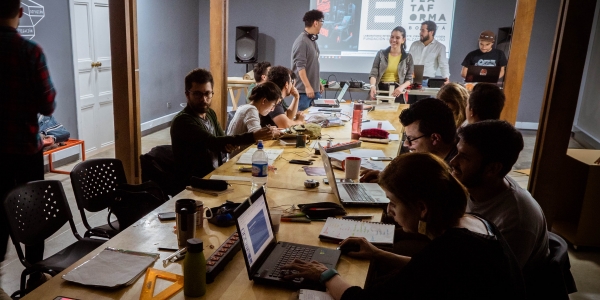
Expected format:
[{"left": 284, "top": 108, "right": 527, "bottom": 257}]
[
  {"left": 409, "top": 20, "right": 450, "bottom": 83},
  {"left": 460, "top": 31, "right": 508, "bottom": 79},
  {"left": 292, "top": 9, "right": 324, "bottom": 111}
]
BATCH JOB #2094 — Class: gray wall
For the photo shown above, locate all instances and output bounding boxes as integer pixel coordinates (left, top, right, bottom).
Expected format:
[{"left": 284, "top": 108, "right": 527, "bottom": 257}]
[
  {"left": 138, "top": 0, "right": 199, "bottom": 123},
  {"left": 517, "top": 0, "right": 561, "bottom": 123},
  {"left": 28, "top": 0, "right": 78, "bottom": 138}
]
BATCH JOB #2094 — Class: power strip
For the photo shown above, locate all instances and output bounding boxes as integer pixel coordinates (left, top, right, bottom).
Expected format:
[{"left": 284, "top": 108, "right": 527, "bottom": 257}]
[{"left": 206, "top": 231, "right": 241, "bottom": 283}]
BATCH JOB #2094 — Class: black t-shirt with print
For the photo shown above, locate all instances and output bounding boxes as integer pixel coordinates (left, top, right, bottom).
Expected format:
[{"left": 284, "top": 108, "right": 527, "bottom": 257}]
[
  {"left": 461, "top": 49, "right": 508, "bottom": 67},
  {"left": 260, "top": 102, "right": 286, "bottom": 127}
]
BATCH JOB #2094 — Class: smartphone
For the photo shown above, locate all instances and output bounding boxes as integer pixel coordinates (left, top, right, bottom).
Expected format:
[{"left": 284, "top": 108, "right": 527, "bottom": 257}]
[
  {"left": 370, "top": 157, "right": 393, "bottom": 161},
  {"left": 323, "top": 178, "right": 353, "bottom": 184},
  {"left": 158, "top": 212, "right": 176, "bottom": 221},
  {"left": 54, "top": 297, "right": 80, "bottom": 300}
]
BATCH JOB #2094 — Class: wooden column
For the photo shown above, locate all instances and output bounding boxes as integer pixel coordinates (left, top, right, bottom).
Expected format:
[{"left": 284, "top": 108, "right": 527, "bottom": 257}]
[
  {"left": 108, "top": 0, "right": 142, "bottom": 183},
  {"left": 529, "top": 0, "right": 597, "bottom": 228},
  {"left": 501, "top": 0, "right": 537, "bottom": 124},
  {"left": 210, "top": 0, "right": 229, "bottom": 127}
]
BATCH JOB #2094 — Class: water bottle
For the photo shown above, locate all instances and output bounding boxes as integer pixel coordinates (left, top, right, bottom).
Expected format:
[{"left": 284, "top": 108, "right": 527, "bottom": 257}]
[
  {"left": 251, "top": 140, "right": 268, "bottom": 194},
  {"left": 183, "top": 238, "right": 206, "bottom": 297},
  {"left": 351, "top": 102, "right": 363, "bottom": 140}
]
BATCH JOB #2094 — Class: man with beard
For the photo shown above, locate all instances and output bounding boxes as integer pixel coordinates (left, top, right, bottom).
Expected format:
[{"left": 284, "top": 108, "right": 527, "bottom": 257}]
[
  {"left": 461, "top": 30, "right": 508, "bottom": 79},
  {"left": 171, "top": 68, "right": 274, "bottom": 184},
  {"left": 449, "top": 120, "right": 549, "bottom": 273},
  {"left": 360, "top": 98, "right": 456, "bottom": 183},
  {"left": 409, "top": 21, "right": 450, "bottom": 83}
]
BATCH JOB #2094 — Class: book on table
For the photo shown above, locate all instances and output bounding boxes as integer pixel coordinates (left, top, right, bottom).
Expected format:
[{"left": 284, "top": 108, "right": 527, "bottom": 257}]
[{"left": 318, "top": 217, "right": 395, "bottom": 246}]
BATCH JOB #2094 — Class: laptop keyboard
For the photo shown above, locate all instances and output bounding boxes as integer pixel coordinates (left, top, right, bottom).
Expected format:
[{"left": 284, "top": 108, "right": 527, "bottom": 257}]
[
  {"left": 270, "top": 245, "right": 315, "bottom": 278},
  {"left": 342, "top": 184, "right": 376, "bottom": 202}
]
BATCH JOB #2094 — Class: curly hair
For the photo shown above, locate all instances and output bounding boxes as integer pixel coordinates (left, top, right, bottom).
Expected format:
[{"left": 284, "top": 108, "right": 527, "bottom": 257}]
[
  {"left": 303, "top": 9, "right": 324, "bottom": 27},
  {"left": 379, "top": 153, "right": 468, "bottom": 237},
  {"left": 468, "top": 83, "right": 505, "bottom": 121},
  {"left": 399, "top": 98, "right": 456, "bottom": 144},
  {"left": 185, "top": 68, "right": 213, "bottom": 91},
  {"left": 248, "top": 81, "right": 281, "bottom": 103},
  {"left": 437, "top": 83, "right": 469, "bottom": 128},
  {"left": 253, "top": 61, "right": 271, "bottom": 83},
  {"left": 457, "top": 120, "right": 524, "bottom": 178}
]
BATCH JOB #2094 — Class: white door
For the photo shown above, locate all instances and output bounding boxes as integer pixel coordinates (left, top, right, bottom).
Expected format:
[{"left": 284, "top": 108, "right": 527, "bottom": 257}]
[{"left": 72, "top": 0, "right": 114, "bottom": 155}]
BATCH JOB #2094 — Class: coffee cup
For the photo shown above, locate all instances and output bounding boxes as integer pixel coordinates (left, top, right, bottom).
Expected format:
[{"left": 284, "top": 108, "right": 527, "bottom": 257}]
[
  {"left": 269, "top": 209, "right": 283, "bottom": 234},
  {"left": 342, "top": 157, "right": 361, "bottom": 180},
  {"left": 195, "top": 200, "right": 214, "bottom": 228},
  {"left": 296, "top": 134, "right": 310, "bottom": 148},
  {"left": 175, "top": 199, "right": 197, "bottom": 247}
]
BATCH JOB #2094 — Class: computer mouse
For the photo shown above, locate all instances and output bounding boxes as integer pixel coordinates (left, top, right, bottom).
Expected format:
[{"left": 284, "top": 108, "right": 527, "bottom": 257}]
[{"left": 337, "top": 243, "right": 360, "bottom": 255}]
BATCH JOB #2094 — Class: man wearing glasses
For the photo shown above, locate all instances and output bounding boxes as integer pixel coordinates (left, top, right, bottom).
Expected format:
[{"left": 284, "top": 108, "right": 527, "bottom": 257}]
[
  {"left": 360, "top": 98, "right": 457, "bottom": 183},
  {"left": 292, "top": 9, "right": 325, "bottom": 111},
  {"left": 260, "top": 66, "right": 305, "bottom": 128},
  {"left": 171, "top": 68, "right": 273, "bottom": 184}
]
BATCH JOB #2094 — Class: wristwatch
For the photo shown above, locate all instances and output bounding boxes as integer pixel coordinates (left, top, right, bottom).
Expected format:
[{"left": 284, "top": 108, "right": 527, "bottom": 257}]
[{"left": 319, "top": 268, "right": 339, "bottom": 284}]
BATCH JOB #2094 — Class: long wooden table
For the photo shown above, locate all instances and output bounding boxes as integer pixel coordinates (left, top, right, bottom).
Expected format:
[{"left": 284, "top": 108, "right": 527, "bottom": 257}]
[{"left": 24, "top": 104, "right": 407, "bottom": 300}]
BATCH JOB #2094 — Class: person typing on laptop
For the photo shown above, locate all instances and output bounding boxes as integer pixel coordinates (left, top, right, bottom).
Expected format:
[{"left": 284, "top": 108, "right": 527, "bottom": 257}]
[
  {"left": 283, "top": 153, "right": 526, "bottom": 300},
  {"left": 360, "top": 98, "right": 457, "bottom": 183},
  {"left": 460, "top": 30, "right": 508, "bottom": 79}
]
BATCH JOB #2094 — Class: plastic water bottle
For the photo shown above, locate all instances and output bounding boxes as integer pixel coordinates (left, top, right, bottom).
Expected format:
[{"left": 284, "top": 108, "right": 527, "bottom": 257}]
[{"left": 251, "top": 140, "right": 268, "bottom": 194}]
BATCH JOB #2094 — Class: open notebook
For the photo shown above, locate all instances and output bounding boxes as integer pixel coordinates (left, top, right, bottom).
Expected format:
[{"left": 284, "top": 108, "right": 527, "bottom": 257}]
[{"left": 318, "top": 217, "right": 395, "bottom": 246}]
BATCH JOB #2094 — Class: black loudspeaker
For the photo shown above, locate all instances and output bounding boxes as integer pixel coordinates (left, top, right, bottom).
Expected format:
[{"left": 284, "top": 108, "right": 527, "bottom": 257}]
[{"left": 235, "top": 26, "right": 258, "bottom": 63}]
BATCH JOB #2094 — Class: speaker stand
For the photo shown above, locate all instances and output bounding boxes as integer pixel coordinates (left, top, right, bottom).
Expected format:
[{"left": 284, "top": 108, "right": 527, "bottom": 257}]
[{"left": 234, "top": 61, "right": 254, "bottom": 73}]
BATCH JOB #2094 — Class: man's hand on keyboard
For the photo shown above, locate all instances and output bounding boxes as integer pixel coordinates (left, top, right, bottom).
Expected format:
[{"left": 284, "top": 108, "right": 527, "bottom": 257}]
[{"left": 282, "top": 259, "right": 328, "bottom": 282}]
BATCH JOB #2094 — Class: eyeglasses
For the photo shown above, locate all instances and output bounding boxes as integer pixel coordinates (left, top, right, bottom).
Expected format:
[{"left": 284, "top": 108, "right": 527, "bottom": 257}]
[
  {"left": 187, "top": 90, "right": 214, "bottom": 99},
  {"left": 406, "top": 134, "right": 427, "bottom": 146},
  {"left": 318, "top": 19, "right": 325, "bottom": 23}
]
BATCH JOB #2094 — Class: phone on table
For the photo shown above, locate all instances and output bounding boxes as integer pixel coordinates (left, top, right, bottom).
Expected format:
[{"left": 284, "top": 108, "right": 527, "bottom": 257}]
[
  {"left": 323, "top": 178, "right": 353, "bottom": 185},
  {"left": 54, "top": 297, "right": 80, "bottom": 300},
  {"left": 158, "top": 212, "right": 176, "bottom": 221},
  {"left": 370, "top": 157, "right": 393, "bottom": 161}
]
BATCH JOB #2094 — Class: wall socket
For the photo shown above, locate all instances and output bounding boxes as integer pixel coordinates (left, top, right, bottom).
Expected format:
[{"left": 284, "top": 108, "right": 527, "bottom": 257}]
[{"left": 167, "top": 102, "right": 171, "bottom": 109}]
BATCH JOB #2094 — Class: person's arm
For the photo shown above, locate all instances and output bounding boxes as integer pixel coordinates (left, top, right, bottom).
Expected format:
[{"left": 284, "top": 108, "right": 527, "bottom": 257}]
[
  {"left": 499, "top": 51, "right": 508, "bottom": 79},
  {"left": 293, "top": 41, "right": 315, "bottom": 98},
  {"left": 369, "top": 51, "right": 381, "bottom": 99},
  {"left": 500, "top": 228, "right": 538, "bottom": 269},
  {"left": 286, "top": 86, "right": 300, "bottom": 119},
  {"left": 34, "top": 48, "right": 56, "bottom": 116},
  {"left": 499, "top": 66, "right": 506, "bottom": 79},
  {"left": 272, "top": 114, "right": 304, "bottom": 128},
  {"left": 437, "top": 44, "right": 450, "bottom": 81},
  {"left": 461, "top": 66, "right": 468, "bottom": 78},
  {"left": 298, "top": 69, "right": 314, "bottom": 98},
  {"left": 243, "top": 107, "right": 262, "bottom": 132},
  {"left": 399, "top": 54, "right": 414, "bottom": 91},
  {"left": 460, "top": 53, "right": 472, "bottom": 79}
]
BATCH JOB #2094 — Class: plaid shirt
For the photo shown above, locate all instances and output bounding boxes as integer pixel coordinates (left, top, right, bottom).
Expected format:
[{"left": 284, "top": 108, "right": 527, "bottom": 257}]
[{"left": 0, "top": 26, "right": 56, "bottom": 155}]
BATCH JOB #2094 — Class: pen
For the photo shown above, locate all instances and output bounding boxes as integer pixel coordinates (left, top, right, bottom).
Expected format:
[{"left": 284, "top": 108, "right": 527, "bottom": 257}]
[
  {"left": 342, "top": 215, "right": 373, "bottom": 220},
  {"left": 281, "top": 218, "right": 312, "bottom": 223},
  {"left": 362, "top": 120, "right": 370, "bottom": 123},
  {"left": 282, "top": 213, "right": 306, "bottom": 218}
]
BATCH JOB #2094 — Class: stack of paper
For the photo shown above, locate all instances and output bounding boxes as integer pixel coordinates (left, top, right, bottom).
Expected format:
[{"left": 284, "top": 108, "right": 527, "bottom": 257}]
[{"left": 236, "top": 148, "right": 283, "bottom": 165}]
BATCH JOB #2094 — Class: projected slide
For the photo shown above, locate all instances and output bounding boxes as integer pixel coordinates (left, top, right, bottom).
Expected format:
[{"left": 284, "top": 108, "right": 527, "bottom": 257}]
[
  {"left": 17, "top": 1, "right": 45, "bottom": 40},
  {"left": 248, "top": 209, "right": 270, "bottom": 254},
  {"left": 312, "top": 0, "right": 455, "bottom": 73}
]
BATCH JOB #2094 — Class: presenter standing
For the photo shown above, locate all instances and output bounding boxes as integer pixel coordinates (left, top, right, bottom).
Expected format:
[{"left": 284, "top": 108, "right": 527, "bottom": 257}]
[
  {"left": 292, "top": 9, "right": 324, "bottom": 111},
  {"left": 369, "top": 26, "right": 414, "bottom": 103},
  {"left": 409, "top": 21, "right": 450, "bottom": 83},
  {"left": 460, "top": 31, "right": 508, "bottom": 79}
]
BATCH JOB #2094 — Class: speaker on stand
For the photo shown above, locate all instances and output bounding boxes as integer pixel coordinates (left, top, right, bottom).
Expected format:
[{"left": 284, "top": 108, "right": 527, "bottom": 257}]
[{"left": 235, "top": 26, "right": 258, "bottom": 73}]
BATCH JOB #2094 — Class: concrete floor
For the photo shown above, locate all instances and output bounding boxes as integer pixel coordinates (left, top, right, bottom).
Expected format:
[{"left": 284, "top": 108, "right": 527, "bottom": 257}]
[{"left": 1, "top": 127, "right": 599, "bottom": 299}]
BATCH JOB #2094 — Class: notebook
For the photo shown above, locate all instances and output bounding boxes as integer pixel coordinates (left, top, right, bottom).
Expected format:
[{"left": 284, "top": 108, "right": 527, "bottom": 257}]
[
  {"left": 465, "top": 66, "right": 502, "bottom": 83},
  {"left": 233, "top": 187, "right": 341, "bottom": 291},
  {"left": 318, "top": 217, "right": 395, "bottom": 246},
  {"left": 319, "top": 144, "right": 389, "bottom": 207},
  {"left": 313, "top": 84, "right": 349, "bottom": 107}
]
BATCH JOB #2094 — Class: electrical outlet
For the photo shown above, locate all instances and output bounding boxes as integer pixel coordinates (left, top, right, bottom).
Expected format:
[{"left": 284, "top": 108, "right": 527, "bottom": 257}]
[{"left": 167, "top": 102, "right": 171, "bottom": 109}]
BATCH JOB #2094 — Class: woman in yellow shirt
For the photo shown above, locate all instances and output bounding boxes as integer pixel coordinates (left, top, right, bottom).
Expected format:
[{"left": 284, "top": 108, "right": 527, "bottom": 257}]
[{"left": 369, "top": 26, "right": 414, "bottom": 102}]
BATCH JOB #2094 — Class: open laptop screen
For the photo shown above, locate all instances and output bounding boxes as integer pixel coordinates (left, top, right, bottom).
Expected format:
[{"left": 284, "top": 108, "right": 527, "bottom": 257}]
[
  {"left": 319, "top": 144, "right": 341, "bottom": 198},
  {"left": 236, "top": 193, "right": 274, "bottom": 269}
]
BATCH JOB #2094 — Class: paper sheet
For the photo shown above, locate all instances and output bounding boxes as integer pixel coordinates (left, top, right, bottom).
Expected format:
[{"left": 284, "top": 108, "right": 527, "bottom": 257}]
[
  {"left": 236, "top": 148, "right": 283, "bottom": 165},
  {"left": 361, "top": 120, "right": 396, "bottom": 131},
  {"left": 299, "top": 289, "right": 334, "bottom": 300},
  {"left": 349, "top": 149, "right": 386, "bottom": 158},
  {"left": 388, "top": 134, "right": 400, "bottom": 141}
]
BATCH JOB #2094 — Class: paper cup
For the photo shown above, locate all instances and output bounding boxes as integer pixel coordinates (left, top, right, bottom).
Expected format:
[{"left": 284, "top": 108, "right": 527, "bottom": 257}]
[
  {"left": 270, "top": 210, "right": 283, "bottom": 234},
  {"left": 343, "top": 157, "right": 362, "bottom": 180}
]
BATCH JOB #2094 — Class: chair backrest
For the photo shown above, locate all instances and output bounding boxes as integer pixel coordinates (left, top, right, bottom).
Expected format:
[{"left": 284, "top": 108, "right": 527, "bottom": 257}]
[
  {"left": 70, "top": 158, "right": 128, "bottom": 212},
  {"left": 3, "top": 180, "right": 77, "bottom": 246}
]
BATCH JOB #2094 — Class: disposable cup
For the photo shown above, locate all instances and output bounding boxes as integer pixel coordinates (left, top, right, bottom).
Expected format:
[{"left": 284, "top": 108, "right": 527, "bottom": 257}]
[{"left": 270, "top": 210, "right": 283, "bottom": 234}]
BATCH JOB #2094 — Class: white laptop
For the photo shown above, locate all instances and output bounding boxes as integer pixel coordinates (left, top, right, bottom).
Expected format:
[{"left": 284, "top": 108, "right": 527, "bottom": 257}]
[
  {"left": 319, "top": 144, "right": 389, "bottom": 206},
  {"left": 313, "top": 84, "right": 349, "bottom": 107}
]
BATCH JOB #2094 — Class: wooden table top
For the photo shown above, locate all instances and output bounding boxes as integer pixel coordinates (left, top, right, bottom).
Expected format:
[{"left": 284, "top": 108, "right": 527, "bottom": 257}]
[{"left": 24, "top": 103, "right": 407, "bottom": 300}]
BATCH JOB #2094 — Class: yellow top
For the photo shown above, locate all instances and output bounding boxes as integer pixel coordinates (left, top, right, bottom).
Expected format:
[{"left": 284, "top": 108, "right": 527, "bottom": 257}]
[{"left": 380, "top": 53, "right": 401, "bottom": 83}]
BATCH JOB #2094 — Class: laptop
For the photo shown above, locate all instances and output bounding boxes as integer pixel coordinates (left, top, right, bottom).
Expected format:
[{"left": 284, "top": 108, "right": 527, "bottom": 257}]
[
  {"left": 413, "top": 65, "right": 424, "bottom": 85},
  {"left": 233, "top": 187, "right": 341, "bottom": 290},
  {"left": 318, "top": 144, "right": 389, "bottom": 207},
  {"left": 313, "top": 84, "right": 349, "bottom": 107},
  {"left": 465, "top": 66, "right": 502, "bottom": 83}
]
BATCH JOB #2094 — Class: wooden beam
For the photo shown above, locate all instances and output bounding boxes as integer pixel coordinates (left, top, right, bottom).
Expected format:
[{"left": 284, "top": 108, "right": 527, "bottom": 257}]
[
  {"left": 210, "top": 0, "right": 229, "bottom": 127},
  {"left": 501, "top": 0, "right": 537, "bottom": 124},
  {"left": 529, "top": 0, "right": 597, "bottom": 228},
  {"left": 108, "top": 0, "right": 142, "bottom": 183}
]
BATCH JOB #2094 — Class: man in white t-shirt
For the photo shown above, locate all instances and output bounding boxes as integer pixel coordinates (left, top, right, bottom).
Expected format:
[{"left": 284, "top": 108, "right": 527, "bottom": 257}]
[
  {"left": 449, "top": 120, "right": 549, "bottom": 274},
  {"left": 409, "top": 20, "right": 450, "bottom": 82}
]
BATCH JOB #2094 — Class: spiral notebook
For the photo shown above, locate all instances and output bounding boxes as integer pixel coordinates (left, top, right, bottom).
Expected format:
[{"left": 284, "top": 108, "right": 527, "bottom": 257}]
[{"left": 318, "top": 217, "right": 395, "bottom": 246}]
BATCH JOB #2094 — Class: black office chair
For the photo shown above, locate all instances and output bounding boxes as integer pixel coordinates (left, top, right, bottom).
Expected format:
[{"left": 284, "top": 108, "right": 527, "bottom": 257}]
[
  {"left": 524, "top": 232, "right": 577, "bottom": 299},
  {"left": 70, "top": 158, "right": 128, "bottom": 239},
  {"left": 3, "top": 180, "right": 105, "bottom": 297}
]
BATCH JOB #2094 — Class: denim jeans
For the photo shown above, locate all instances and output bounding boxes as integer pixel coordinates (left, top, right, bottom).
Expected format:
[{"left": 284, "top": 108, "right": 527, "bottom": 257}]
[{"left": 298, "top": 92, "right": 321, "bottom": 111}]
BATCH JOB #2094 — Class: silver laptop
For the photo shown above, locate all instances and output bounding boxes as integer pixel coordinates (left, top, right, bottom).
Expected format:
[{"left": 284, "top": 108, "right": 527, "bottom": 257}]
[
  {"left": 318, "top": 144, "right": 389, "bottom": 206},
  {"left": 313, "top": 84, "right": 349, "bottom": 107}
]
